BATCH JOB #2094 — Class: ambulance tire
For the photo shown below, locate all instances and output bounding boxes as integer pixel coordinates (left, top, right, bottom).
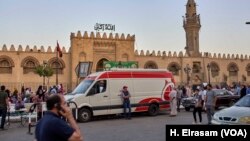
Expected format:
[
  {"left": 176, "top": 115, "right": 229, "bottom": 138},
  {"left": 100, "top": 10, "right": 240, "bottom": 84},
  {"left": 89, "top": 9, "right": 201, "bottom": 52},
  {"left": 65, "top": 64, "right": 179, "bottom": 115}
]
[
  {"left": 78, "top": 108, "right": 92, "bottom": 122},
  {"left": 148, "top": 104, "right": 159, "bottom": 116}
]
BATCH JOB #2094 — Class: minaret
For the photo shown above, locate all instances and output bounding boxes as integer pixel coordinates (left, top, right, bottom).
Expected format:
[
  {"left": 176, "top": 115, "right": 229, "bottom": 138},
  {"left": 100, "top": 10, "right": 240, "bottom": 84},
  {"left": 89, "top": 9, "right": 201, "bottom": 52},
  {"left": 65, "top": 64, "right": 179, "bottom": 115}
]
[{"left": 183, "top": 0, "right": 201, "bottom": 57}]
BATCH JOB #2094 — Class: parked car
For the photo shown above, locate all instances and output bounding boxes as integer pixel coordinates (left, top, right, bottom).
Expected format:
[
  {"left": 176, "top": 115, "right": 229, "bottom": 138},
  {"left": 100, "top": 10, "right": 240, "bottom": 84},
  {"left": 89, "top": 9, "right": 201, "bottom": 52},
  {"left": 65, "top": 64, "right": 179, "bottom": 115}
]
[
  {"left": 212, "top": 94, "right": 250, "bottom": 125},
  {"left": 181, "top": 89, "right": 240, "bottom": 111},
  {"left": 181, "top": 96, "right": 196, "bottom": 111}
]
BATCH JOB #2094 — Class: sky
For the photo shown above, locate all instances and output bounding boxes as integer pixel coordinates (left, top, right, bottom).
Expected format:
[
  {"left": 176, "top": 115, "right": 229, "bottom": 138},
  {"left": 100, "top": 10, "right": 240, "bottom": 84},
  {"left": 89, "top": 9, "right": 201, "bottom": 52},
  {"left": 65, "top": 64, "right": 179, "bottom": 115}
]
[{"left": 0, "top": 0, "right": 250, "bottom": 55}]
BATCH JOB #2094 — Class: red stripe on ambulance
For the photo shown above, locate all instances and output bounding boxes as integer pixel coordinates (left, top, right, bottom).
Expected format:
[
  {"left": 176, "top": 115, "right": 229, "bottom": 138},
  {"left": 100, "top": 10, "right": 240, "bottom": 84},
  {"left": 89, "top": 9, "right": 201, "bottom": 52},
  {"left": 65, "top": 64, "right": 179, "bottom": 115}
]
[
  {"left": 98, "top": 71, "right": 173, "bottom": 79},
  {"left": 135, "top": 98, "right": 162, "bottom": 112}
]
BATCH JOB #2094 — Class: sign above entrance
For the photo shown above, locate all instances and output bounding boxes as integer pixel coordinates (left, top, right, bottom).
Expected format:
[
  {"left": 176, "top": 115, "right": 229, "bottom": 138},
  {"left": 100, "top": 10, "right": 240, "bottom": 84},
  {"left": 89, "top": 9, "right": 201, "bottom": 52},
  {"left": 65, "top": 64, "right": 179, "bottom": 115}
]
[
  {"left": 104, "top": 61, "right": 138, "bottom": 70},
  {"left": 94, "top": 23, "right": 115, "bottom": 32}
]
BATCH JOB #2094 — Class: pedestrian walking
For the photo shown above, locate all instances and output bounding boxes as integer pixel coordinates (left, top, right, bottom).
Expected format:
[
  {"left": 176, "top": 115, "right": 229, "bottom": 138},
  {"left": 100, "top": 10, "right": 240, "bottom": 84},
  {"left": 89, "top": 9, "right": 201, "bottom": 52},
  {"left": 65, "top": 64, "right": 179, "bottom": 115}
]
[
  {"left": 169, "top": 87, "right": 177, "bottom": 116},
  {"left": 192, "top": 88, "right": 202, "bottom": 124},
  {"left": 176, "top": 86, "right": 183, "bottom": 112},
  {"left": 0, "top": 85, "right": 10, "bottom": 130},
  {"left": 205, "top": 84, "right": 217, "bottom": 125}
]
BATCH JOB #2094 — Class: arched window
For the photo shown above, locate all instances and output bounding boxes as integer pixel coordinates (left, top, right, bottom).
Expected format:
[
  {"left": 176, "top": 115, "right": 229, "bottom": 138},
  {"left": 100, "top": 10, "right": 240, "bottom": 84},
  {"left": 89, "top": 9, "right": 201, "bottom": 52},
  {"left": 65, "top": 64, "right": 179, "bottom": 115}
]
[
  {"left": 245, "top": 64, "right": 250, "bottom": 76},
  {"left": 227, "top": 63, "right": 238, "bottom": 76},
  {"left": 192, "top": 62, "right": 201, "bottom": 73},
  {"left": 96, "top": 58, "right": 109, "bottom": 72},
  {"left": 210, "top": 62, "right": 220, "bottom": 77},
  {"left": 48, "top": 58, "right": 65, "bottom": 74},
  {"left": 26, "top": 61, "right": 35, "bottom": 67},
  {"left": 167, "top": 62, "right": 180, "bottom": 76},
  {"left": 21, "top": 56, "right": 39, "bottom": 74},
  {"left": 0, "top": 55, "right": 14, "bottom": 74},
  {"left": 144, "top": 61, "right": 158, "bottom": 69}
]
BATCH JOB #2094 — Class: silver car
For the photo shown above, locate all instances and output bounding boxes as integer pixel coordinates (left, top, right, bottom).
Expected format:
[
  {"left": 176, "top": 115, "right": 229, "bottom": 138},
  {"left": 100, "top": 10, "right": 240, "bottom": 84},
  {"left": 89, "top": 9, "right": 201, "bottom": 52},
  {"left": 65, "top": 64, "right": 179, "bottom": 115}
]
[{"left": 212, "top": 94, "right": 250, "bottom": 125}]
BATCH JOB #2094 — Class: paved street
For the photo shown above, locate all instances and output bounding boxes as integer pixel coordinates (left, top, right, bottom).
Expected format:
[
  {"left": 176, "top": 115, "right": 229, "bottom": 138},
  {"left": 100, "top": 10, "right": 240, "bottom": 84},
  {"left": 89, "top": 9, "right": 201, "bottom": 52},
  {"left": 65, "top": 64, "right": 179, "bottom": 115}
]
[{"left": 0, "top": 110, "right": 208, "bottom": 141}]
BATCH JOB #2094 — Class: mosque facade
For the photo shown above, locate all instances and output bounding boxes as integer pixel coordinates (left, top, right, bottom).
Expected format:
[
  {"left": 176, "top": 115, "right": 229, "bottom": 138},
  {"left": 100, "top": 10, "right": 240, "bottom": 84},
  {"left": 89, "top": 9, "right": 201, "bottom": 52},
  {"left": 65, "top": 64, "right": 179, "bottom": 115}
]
[{"left": 1, "top": 0, "right": 249, "bottom": 91}]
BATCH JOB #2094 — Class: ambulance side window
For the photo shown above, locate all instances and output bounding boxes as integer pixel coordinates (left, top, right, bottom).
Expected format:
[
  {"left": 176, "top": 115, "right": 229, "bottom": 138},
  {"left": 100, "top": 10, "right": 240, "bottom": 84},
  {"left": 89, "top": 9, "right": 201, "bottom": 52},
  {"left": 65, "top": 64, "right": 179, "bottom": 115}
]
[
  {"left": 72, "top": 79, "right": 94, "bottom": 94},
  {"left": 87, "top": 80, "right": 107, "bottom": 95}
]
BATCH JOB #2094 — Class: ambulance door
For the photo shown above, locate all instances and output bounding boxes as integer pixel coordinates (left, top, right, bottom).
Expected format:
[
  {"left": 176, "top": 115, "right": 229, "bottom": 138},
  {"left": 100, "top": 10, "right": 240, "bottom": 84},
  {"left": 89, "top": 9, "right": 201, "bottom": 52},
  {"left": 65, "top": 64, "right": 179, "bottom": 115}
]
[{"left": 87, "top": 80, "right": 110, "bottom": 115}]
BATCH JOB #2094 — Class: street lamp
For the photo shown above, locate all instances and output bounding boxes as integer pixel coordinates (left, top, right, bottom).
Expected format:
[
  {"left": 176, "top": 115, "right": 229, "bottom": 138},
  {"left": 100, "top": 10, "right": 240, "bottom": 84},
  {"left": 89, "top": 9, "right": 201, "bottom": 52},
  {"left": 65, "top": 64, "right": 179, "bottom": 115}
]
[
  {"left": 184, "top": 64, "right": 191, "bottom": 85},
  {"left": 43, "top": 60, "right": 48, "bottom": 87},
  {"left": 207, "top": 63, "right": 211, "bottom": 84}
]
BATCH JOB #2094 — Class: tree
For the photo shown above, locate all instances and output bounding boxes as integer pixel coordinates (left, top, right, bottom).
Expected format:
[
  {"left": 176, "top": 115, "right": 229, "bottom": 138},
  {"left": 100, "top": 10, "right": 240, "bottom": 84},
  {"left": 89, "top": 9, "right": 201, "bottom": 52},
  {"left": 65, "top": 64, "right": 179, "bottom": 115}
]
[{"left": 35, "top": 65, "right": 54, "bottom": 86}]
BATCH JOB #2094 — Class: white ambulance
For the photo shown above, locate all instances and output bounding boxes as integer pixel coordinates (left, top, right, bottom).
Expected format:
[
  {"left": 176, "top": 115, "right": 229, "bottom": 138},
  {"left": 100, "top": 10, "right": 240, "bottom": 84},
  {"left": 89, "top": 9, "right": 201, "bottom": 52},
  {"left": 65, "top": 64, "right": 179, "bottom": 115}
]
[{"left": 65, "top": 69, "right": 175, "bottom": 122}]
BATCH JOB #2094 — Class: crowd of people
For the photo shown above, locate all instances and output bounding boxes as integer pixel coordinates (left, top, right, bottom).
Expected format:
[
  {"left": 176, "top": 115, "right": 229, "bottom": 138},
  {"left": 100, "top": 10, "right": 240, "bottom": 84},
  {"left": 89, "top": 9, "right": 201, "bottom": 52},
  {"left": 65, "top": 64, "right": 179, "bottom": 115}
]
[
  {"left": 1, "top": 83, "right": 83, "bottom": 140},
  {"left": 0, "top": 83, "right": 65, "bottom": 130},
  {"left": 169, "top": 82, "right": 250, "bottom": 124},
  {"left": 4, "top": 84, "right": 65, "bottom": 105}
]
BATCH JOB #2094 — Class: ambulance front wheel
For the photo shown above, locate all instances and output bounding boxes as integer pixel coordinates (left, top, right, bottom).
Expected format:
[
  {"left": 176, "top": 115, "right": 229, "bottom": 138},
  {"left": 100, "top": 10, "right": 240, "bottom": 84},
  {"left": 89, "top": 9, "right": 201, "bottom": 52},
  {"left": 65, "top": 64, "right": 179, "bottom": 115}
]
[
  {"left": 78, "top": 108, "right": 92, "bottom": 122},
  {"left": 148, "top": 104, "right": 159, "bottom": 116}
]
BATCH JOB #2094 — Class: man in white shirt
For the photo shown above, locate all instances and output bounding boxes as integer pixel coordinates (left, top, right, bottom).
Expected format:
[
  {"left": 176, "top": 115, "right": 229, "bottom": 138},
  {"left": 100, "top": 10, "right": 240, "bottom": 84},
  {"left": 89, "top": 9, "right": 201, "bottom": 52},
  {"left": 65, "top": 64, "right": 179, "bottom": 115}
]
[{"left": 98, "top": 80, "right": 106, "bottom": 93}]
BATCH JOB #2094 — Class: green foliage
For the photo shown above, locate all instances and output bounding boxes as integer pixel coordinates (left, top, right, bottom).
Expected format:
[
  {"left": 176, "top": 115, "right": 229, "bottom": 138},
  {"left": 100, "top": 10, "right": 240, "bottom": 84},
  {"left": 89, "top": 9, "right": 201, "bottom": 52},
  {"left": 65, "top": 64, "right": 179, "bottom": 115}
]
[{"left": 35, "top": 65, "right": 54, "bottom": 78}]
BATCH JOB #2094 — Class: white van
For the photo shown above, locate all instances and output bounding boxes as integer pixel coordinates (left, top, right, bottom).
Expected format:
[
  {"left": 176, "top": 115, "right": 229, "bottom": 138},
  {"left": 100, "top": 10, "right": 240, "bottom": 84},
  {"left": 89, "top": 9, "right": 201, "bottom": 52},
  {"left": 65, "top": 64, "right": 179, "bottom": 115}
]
[{"left": 65, "top": 69, "right": 175, "bottom": 122}]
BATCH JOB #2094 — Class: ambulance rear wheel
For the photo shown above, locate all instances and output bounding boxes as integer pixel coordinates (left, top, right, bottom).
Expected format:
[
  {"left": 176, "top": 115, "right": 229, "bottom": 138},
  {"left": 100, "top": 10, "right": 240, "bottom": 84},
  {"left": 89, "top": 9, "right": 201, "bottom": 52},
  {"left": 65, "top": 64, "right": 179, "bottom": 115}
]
[
  {"left": 148, "top": 104, "right": 159, "bottom": 116},
  {"left": 78, "top": 108, "right": 92, "bottom": 122}
]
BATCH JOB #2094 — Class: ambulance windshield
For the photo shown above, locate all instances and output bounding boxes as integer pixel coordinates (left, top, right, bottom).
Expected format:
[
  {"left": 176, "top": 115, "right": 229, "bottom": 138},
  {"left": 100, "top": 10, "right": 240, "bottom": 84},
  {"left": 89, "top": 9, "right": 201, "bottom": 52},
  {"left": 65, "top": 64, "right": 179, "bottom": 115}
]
[{"left": 71, "top": 80, "right": 94, "bottom": 95}]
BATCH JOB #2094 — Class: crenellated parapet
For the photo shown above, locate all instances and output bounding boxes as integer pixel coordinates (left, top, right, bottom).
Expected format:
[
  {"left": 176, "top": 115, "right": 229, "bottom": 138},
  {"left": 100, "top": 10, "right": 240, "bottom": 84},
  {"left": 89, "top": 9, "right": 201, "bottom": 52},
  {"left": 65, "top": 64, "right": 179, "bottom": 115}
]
[
  {"left": 173, "top": 51, "right": 177, "bottom": 57},
  {"left": 168, "top": 51, "right": 172, "bottom": 57},
  {"left": 70, "top": 31, "right": 135, "bottom": 41},
  {"left": 201, "top": 52, "right": 250, "bottom": 60},
  {"left": 10, "top": 45, "right": 15, "bottom": 51},
  {"left": 135, "top": 50, "right": 184, "bottom": 58},
  {"left": 133, "top": 50, "right": 250, "bottom": 61},
  {"left": 223, "top": 54, "right": 227, "bottom": 59},
  {"left": 157, "top": 51, "right": 161, "bottom": 56},
  {"left": 3, "top": 43, "right": 249, "bottom": 61},
  {"left": 0, "top": 44, "right": 70, "bottom": 53}
]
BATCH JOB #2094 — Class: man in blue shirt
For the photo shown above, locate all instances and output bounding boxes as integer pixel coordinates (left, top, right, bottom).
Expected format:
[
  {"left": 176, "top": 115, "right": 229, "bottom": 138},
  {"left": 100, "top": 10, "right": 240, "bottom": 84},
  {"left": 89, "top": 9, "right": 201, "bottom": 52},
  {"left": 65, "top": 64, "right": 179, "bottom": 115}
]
[
  {"left": 120, "top": 86, "right": 131, "bottom": 119},
  {"left": 35, "top": 94, "right": 83, "bottom": 141}
]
